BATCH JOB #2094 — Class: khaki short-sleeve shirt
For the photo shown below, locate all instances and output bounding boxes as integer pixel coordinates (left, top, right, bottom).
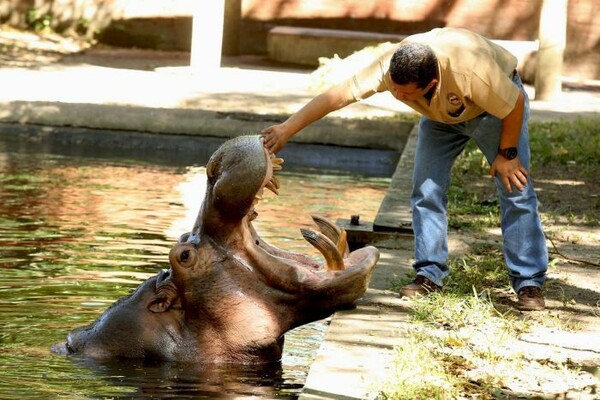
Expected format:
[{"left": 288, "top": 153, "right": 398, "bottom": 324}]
[{"left": 345, "top": 28, "right": 519, "bottom": 123}]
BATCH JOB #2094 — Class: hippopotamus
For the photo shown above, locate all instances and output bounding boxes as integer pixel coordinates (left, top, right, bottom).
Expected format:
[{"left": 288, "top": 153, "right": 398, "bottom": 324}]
[{"left": 54, "top": 135, "right": 379, "bottom": 364}]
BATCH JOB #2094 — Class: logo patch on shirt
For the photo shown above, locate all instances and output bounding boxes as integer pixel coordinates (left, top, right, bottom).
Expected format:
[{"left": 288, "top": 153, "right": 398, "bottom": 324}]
[
  {"left": 447, "top": 93, "right": 465, "bottom": 118},
  {"left": 447, "top": 93, "right": 462, "bottom": 106}
]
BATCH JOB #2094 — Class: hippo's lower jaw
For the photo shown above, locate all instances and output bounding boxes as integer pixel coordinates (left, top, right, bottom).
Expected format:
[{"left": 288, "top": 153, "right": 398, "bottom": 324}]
[{"left": 56, "top": 135, "right": 379, "bottom": 363}]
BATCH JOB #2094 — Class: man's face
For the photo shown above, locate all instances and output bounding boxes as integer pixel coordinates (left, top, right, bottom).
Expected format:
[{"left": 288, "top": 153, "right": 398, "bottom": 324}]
[{"left": 390, "top": 80, "right": 437, "bottom": 102}]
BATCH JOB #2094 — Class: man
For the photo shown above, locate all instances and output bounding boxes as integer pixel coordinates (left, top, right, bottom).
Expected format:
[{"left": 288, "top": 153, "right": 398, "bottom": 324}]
[{"left": 261, "top": 27, "right": 548, "bottom": 311}]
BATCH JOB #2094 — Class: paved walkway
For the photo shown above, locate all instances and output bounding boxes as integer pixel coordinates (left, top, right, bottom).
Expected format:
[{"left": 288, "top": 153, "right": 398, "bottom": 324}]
[{"left": 2, "top": 47, "right": 599, "bottom": 399}]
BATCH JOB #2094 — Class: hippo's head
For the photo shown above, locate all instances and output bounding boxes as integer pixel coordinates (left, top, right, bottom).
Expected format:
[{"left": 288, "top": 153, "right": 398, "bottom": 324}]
[{"left": 56, "top": 135, "right": 379, "bottom": 363}]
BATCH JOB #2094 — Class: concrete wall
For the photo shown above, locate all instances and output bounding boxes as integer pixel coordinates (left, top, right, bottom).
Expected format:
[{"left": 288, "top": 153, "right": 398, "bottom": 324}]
[
  {"left": 1, "top": 0, "right": 598, "bottom": 79},
  {"left": 242, "top": 0, "right": 599, "bottom": 79}
]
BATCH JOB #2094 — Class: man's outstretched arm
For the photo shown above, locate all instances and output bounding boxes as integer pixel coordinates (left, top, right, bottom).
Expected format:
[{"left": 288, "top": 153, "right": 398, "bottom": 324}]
[{"left": 261, "top": 84, "right": 356, "bottom": 154}]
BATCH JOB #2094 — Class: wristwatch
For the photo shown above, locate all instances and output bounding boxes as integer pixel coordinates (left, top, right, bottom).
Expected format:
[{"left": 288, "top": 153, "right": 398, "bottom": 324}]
[{"left": 498, "top": 147, "right": 518, "bottom": 160}]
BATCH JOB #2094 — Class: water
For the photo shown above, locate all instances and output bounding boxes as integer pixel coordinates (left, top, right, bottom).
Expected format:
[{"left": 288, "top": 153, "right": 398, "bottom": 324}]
[{"left": 0, "top": 131, "right": 391, "bottom": 399}]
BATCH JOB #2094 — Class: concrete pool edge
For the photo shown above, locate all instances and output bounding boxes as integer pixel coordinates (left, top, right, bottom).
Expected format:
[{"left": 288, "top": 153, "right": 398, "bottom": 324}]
[
  {"left": 0, "top": 100, "right": 414, "bottom": 154},
  {"left": 298, "top": 129, "right": 418, "bottom": 400}
]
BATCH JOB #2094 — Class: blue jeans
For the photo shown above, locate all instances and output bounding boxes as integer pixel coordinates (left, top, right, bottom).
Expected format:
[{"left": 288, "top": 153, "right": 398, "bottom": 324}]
[{"left": 411, "top": 74, "right": 547, "bottom": 292}]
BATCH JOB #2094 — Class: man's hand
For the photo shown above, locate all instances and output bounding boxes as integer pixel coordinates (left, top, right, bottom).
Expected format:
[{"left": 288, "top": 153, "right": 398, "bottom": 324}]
[
  {"left": 490, "top": 155, "right": 529, "bottom": 193},
  {"left": 261, "top": 124, "right": 291, "bottom": 154}
]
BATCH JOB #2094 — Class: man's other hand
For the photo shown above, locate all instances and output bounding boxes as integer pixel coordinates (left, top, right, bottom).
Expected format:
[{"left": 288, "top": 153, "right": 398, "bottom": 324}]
[{"left": 490, "top": 156, "right": 529, "bottom": 193}]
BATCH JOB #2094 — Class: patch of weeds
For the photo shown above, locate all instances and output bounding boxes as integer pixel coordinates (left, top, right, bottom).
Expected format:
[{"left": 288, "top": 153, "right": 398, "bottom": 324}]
[
  {"left": 381, "top": 248, "right": 537, "bottom": 398},
  {"left": 447, "top": 189, "right": 500, "bottom": 230},
  {"left": 541, "top": 312, "right": 581, "bottom": 332},
  {"left": 545, "top": 279, "right": 574, "bottom": 306},
  {"left": 376, "top": 290, "right": 533, "bottom": 399},
  {"left": 388, "top": 273, "right": 414, "bottom": 293},
  {"left": 374, "top": 334, "right": 461, "bottom": 400},
  {"left": 410, "top": 290, "right": 529, "bottom": 336},
  {"left": 26, "top": 8, "right": 53, "bottom": 32},
  {"left": 411, "top": 291, "right": 495, "bottom": 327},
  {"left": 530, "top": 118, "right": 600, "bottom": 173},
  {"left": 389, "top": 244, "right": 510, "bottom": 297},
  {"left": 582, "top": 212, "right": 600, "bottom": 227},
  {"left": 445, "top": 244, "right": 508, "bottom": 294},
  {"left": 379, "top": 288, "right": 592, "bottom": 398}
]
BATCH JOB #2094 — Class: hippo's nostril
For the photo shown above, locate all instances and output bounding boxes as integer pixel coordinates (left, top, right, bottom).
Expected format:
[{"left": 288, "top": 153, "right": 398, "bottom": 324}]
[
  {"left": 180, "top": 250, "right": 190, "bottom": 262},
  {"left": 65, "top": 340, "right": 75, "bottom": 354}
]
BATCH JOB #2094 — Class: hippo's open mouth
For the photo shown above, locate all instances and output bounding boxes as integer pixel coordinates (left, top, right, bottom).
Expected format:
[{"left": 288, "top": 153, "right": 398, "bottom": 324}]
[{"left": 56, "top": 135, "right": 379, "bottom": 363}]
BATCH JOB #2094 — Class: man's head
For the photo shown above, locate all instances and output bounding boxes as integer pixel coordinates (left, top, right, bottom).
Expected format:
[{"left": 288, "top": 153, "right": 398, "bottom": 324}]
[{"left": 389, "top": 42, "right": 438, "bottom": 102}]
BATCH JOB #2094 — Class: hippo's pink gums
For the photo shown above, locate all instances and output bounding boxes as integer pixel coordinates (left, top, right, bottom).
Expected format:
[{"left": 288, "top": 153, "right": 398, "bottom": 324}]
[{"left": 54, "top": 135, "right": 379, "bottom": 363}]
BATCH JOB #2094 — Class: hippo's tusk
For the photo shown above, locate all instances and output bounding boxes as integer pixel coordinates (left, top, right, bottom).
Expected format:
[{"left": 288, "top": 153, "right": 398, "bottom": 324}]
[
  {"left": 338, "top": 229, "right": 348, "bottom": 257},
  {"left": 265, "top": 180, "right": 279, "bottom": 195},
  {"left": 270, "top": 175, "right": 280, "bottom": 189},
  {"left": 300, "top": 228, "right": 345, "bottom": 271},
  {"left": 310, "top": 215, "right": 349, "bottom": 257}
]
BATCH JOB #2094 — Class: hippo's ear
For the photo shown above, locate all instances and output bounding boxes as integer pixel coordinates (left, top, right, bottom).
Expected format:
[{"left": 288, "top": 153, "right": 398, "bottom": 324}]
[{"left": 148, "top": 281, "right": 179, "bottom": 313}]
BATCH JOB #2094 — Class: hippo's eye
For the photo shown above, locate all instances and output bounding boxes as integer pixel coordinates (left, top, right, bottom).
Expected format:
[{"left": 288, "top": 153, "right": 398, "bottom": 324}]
[
  {"left": 180, "top": 250, "right": 190, "bottom": 262},
  {"left": 169, "top": 244, "right": 197, "bottom": 270}
]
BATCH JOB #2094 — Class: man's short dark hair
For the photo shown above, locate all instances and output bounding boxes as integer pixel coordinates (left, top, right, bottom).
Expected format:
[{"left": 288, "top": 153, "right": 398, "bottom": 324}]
[{"left": 389, "top": 42, "right": 438, "bottom": 89}]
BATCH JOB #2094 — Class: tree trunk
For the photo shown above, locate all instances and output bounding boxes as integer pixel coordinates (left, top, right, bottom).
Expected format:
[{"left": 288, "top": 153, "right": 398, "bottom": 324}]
[
  {"left": 191, "top": 0, "right": 225, "bottom": 75},
  {"left": 222, "top": 0, "right": 241, "bottom": 56},
  {"left": 535, "top": 0, "right": 568, "bottom": 101}
]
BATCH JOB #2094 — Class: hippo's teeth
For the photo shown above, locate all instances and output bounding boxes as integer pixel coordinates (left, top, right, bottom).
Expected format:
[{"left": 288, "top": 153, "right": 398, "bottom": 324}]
[
  {"left": 271, "top": 156, "right": 284, "bottom": 167},
  {"left": 255, "top": 188, "right": 264, "bottom": 200},
  {"left": 249, "top": 210, "right": 258, "bottom": 221},
  {"left": 271, "top": 155, "right": 284, "bottom": 172},
  {"left": 265, "top": 180, "right": 279, "bottom": 195},
  {"left": 270, "top": 175, "right": 280, "bottom": 189}
]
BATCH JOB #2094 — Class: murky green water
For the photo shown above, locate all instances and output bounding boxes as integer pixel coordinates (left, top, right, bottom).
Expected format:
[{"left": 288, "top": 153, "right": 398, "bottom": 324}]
[{"left": 0, "top": 134, "right": 390, "bottom": 399}]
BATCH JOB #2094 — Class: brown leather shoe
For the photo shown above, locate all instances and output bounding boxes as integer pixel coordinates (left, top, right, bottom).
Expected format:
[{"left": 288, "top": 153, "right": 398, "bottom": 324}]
[
  {"left": 399, "top": 275, "right": 442, "bottom": 298},
  {"left": 517, "top": 286, "right": 545, "bottom": 311}
]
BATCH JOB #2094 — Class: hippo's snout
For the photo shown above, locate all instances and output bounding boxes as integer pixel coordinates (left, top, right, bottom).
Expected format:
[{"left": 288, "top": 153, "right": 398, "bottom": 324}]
[{"left": 64, "top": 327, "right": 85, "bottom": 355}]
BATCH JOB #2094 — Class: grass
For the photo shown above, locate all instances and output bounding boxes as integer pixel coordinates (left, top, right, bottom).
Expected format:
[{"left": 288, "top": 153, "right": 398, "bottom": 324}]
[
  {"left": 529, "top": 118, "right": 600, "bottom": 173},
  {"left": 447, "top": 117, "right": 600, "bottom": 230},
  {"left": 375, "top": 334, "right": 461, "bottom": 400},
  {"left": 377, "top": 117, "right": 600, "bottom": 398}
]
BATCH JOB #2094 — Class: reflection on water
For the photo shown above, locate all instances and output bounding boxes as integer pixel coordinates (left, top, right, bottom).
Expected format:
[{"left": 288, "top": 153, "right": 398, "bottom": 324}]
[{"left": 0, "top": 135, "right": 389, "bottom": 398}]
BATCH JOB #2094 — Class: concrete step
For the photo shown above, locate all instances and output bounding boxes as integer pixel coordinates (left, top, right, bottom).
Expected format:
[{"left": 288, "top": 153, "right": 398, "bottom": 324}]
[
  {"left": 373, "top": 125, "right": 417, "bottom": 233},
  {"left": 267, "top": 25, "right": 405, "bottom": 67}
]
